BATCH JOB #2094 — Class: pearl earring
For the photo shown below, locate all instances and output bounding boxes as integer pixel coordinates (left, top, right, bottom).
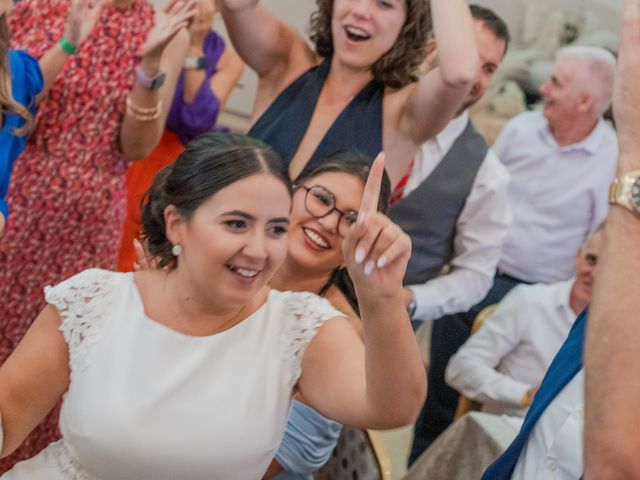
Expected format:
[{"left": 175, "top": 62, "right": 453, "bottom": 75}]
[{"left": 171, "top": 244, "right": 182, "bottom": 257}]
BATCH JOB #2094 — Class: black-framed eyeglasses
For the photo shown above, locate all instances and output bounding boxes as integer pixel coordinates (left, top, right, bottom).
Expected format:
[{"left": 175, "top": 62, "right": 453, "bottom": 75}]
[{"left": 300, "top": 185, "right": 359, "bottom": 238}]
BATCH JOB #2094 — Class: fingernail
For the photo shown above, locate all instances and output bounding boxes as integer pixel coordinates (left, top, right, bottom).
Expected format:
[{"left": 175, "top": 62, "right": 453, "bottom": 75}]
[
  {"left": 357, "top": 211, "right": 366, "bottom": 225},
  {"left": 377, "top": 256, "right": 387, "bottom": 268},
  {"left": 355, "top": 247, "right": 366, "bottom": 264},
  {"left": 364, "top": 260, "right": 375, "bottom": 276}
]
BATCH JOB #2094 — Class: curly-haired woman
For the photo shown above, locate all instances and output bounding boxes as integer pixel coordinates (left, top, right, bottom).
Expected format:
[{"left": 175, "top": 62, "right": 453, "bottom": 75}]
[{"left": 219, "top": 0, "right": 479, "bottom": 185}]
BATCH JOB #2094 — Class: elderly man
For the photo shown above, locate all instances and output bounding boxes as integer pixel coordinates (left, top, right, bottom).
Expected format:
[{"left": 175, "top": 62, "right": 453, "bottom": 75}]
[
  {"left": 445, "top": 227, "right": 603, "bottom": 418},
  {"left": 411, "top": 45, "right": 618, "bottom": 463},
  {"left": 482, "top": 7, "right": 639, "bottom": 473}
]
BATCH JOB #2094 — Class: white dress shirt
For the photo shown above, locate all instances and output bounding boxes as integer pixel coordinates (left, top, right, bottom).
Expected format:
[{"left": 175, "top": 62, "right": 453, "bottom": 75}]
[
  {"left": 512, "top": 369, "right": 585, "bottom": 480},
  {"left": 494, "top": 111, "right": 617, "bottom": 283},
  {"left": 445, "top": 280, "right": 576, "bottom": 417},
  {"left": 404, "top": 112, "right": 512, "bottom": 320}
]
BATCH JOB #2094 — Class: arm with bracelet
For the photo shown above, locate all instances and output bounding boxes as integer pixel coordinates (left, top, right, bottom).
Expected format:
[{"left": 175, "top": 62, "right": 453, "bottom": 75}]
[
  {"left": 119, "top": 0, "right": 197, "bottom": 161},
  {"left": 35, "top": 0, "right": 107, "bottom": 102}
]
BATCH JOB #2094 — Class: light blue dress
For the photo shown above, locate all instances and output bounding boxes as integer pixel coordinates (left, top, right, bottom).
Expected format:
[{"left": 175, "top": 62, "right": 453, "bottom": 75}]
[
  {"left": 274, "top": 400, "right": 342, "bottom": 479},
  {"left": 0, "top": 50, "right": 43, "bottom": 220}
]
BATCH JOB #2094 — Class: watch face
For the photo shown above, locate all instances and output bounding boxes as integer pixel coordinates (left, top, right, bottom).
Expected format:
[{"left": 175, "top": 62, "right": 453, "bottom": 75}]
[
  {"left": 150, "top": 72, "right": 166, "bottom": 91},
  {"left": 632, "top": 177, "right": 640, "bottom": 211}
]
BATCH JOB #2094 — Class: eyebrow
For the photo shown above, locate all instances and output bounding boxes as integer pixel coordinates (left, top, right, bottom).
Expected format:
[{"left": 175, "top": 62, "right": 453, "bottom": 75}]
[
  {"left": 221, "top": 210, "right": 255, "bottom": 220},
  {"left": 221, "top": 210, "right": 289, "bottom": 224}
]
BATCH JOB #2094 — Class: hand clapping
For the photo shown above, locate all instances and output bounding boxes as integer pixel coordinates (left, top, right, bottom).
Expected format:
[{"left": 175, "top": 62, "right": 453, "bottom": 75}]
[{"left": 141, "top": 0, "right": 198, "bottom": 59}]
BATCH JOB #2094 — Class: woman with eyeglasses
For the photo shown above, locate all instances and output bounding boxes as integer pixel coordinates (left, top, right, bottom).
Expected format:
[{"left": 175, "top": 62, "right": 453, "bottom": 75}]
[{"left": 0, "top": 133, "right": 424, "bottom": 479}]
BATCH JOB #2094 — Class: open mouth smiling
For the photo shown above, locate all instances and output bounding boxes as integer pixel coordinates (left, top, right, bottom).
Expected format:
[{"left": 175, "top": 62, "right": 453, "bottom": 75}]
[
  {"left": 226, "top": 264, "right": 261, "bottom": 280},
  {"left": 302, "top": 227, "right": 331, "bottom": 250},
  {"left": 344, "top": 25, "right": 372, "bottom": 42}
]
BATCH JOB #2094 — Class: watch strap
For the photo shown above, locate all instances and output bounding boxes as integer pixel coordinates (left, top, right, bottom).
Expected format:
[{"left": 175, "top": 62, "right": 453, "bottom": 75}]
[
  {"left": 135, "top": 65, "right": 165, "bottom": 90},
  {"left": 184, "top": 56, "right": 207, "bottom": 70}
]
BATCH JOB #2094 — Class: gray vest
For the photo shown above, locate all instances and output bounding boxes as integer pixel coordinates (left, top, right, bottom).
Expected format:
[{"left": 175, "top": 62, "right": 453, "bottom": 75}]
[{"left": 389, "top": 121, "right": 488, "bottom": 285}]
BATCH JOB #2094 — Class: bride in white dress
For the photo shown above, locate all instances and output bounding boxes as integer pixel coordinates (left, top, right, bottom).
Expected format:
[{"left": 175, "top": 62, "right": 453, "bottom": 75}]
[{"left": 0, "top": 133, "right": 425, "bottom": 479}]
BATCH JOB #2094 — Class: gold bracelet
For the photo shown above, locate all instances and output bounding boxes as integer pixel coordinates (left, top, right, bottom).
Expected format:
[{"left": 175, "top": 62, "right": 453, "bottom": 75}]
[
  {"left": 126, "top": 97, "right": 163, "bottom": 115},
  {"left": 126, "top": 103, "right": 162, "bottom": 121},
  {"left": 126, "top": 98, "right": 163, "bottom": 121}
]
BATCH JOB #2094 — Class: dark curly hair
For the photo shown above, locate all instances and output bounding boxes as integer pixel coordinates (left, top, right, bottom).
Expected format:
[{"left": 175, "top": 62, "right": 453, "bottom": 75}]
[
  {"left": 141, "top": 133, "right": 291, "bottom": 268},
  {"left": 309, "top": 0, "right": 432, "bottom": 89}
]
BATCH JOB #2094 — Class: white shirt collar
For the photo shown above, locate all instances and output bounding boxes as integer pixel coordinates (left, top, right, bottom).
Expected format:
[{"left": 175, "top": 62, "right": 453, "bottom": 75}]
[
  {"left": 538, "top": 117, "right": 608, "bottom": 155},
  {"left": 432, "top": 111, "right": 470, "bottom": 155},
  {"left": 556, "top": 278, "right": 576, "bottom": 325}
]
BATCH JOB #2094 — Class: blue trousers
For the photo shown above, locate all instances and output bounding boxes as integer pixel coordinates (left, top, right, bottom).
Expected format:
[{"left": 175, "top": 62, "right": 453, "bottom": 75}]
[{"left": 408, "top": 273, "right": 528, "bottom": 466}]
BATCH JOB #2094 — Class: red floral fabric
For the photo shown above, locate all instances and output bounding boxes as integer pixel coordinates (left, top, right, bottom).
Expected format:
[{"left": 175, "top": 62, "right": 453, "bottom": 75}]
[{"left": 0, "top": 0, "right": 155, "bottom": 471}]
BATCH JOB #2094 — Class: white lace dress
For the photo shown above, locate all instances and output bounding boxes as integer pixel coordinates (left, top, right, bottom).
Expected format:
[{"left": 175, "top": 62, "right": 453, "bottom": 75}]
[{"left": 2, "top": 269, "right": 341, "bottom": 480}]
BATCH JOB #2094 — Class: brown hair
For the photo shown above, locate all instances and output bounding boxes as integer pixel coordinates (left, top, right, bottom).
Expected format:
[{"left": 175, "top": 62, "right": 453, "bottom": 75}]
[
  {"left": 142, "top": 133, "right": 290, "bottom": 268},
  {"left": 0, "top": 14, "right": 34, "bottom": 136},
  {"left": 309, "top": 0, "right": 432, "bottom": 89}
]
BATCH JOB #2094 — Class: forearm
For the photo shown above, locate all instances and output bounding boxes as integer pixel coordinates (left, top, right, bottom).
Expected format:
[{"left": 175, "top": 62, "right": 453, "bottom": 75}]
[
  {"left": 182, "top": 44, "right": 206, "bottom": 104},
  {"left": 120, "top": 30, "right": 190, "bottom": 160},
  {"left": 403, "top": 0, "right": 478, "bottom": 143},
  {"left": 584, "top": 180, "right": 640, "bottom": 478},
  {"left": 358, "top": 290, "right": 426, "bottom": 428},
  {"left": 36, "top": 42, "right": 72, "bottom": 102},
  {"left": 430, "top": 0, "right": 479, "bottom": 87},
  {"left": 119, "top": 60, "right": 166, "bottom": 161},
  {"left": 220, "top": 1, "right": 296, "bottom": 76},
  {"left": 410, "top": 268, "right": 492, "bottom": 320},
  {"left": 584, "top": 0, "right": 640, "bottom": 473},
  {"left": 446, "top": 355, "right": 529, "bottom": 407}
]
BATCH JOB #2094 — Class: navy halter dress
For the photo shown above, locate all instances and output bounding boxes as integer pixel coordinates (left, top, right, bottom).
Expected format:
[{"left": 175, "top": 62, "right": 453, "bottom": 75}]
[{"left": 248, "top": 57, "right": 383, "bottom": 179}]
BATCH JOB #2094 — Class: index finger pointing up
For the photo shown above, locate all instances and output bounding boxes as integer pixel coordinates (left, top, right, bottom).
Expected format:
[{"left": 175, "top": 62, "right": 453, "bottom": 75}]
[{"left": 358, "top": 152, "right": 385, "bottom": 223}]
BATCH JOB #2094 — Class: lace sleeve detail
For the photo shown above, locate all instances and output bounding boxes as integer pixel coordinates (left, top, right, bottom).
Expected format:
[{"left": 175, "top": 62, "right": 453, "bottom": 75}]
[
  {"left": 283, "top": 292, "right": 345, "bottom": 388},
  {"left": 44, "top": 269, "right": 117, "bottom": 373}
]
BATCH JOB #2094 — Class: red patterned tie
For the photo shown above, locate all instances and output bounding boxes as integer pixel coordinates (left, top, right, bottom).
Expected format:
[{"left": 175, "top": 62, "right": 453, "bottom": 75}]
[{"left": 390, "top": 160, "right": 414, "bottom": 204}]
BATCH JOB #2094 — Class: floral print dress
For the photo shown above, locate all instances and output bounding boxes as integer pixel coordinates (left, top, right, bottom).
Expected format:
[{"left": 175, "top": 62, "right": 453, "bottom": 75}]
[{"left": 0, "top": 0, "right": 155, "bottom": 471}]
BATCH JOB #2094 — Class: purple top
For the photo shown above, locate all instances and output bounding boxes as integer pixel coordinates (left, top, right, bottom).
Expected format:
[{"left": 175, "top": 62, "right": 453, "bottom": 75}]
[{"left": 166, "top": 31, "right": 227, "bottom": 145}]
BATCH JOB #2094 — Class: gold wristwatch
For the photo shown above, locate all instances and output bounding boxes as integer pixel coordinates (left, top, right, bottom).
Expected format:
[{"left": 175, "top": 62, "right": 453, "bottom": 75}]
[{"left": 609, "top": 170, "right": 640, "bottom": 218}]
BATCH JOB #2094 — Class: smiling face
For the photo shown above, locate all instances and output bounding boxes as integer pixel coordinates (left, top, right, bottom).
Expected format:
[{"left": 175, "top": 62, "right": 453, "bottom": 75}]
[
  {"left": 287, "top": 171, "right": 365, "bottom": 277},
  {"left": 167, "top": 173, "right": 291, "bottom": 306},
  {"left": 331, "top": 0, "right": 407, "bottom": 71},
  {"left": 539, "top": 58, "right": 592, "bottom": 128}
]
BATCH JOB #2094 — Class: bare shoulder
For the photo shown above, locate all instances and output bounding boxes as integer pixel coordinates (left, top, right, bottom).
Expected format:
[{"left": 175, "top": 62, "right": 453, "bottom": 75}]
[{"left": 324, "top": 287, "right": 364, "bottom": 340}]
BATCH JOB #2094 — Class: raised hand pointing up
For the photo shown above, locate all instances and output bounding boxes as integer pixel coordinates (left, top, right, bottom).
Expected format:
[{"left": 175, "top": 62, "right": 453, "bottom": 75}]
[{"left": 343, "top": 153, "right": 412, "bottom": 299}]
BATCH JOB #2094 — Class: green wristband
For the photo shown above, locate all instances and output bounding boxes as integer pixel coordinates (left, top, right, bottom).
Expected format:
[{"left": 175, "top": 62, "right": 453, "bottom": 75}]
[{"left": 58, "top": 36, "right": 78, "bottom": 55}]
